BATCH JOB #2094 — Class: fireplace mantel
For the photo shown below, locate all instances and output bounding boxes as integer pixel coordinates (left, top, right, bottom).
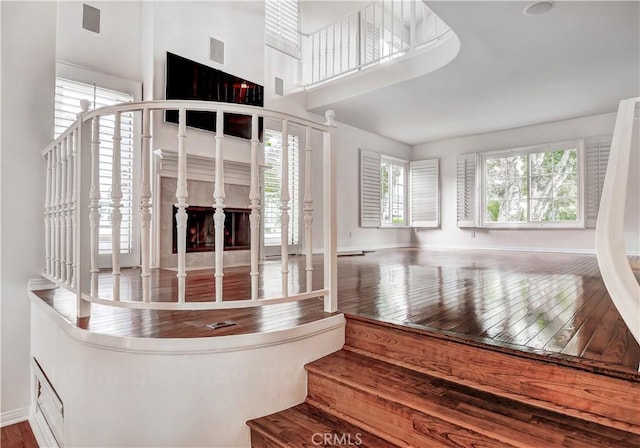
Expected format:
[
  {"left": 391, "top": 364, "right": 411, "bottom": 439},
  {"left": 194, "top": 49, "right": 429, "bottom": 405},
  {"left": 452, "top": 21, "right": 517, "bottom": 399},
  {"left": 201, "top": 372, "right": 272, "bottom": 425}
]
[{"left": 154, "top": 148, "right": 265, "bottom": 186}]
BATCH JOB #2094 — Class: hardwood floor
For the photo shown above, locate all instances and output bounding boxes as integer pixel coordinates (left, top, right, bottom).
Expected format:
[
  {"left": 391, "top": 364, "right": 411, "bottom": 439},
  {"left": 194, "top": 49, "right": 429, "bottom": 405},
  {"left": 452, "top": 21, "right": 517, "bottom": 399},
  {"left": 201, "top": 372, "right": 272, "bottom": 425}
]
[
  {"left": 1, "top": 422, "right": 38, "bottom": 448},
  {"left": 33, "top": 248, "right": 640, "bottom": 376}
]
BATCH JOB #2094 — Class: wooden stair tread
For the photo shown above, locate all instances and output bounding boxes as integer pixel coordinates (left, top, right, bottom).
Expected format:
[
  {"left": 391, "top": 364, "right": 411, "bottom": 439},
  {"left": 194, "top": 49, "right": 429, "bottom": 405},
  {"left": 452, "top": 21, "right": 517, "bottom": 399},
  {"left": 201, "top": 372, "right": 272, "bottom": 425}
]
[
  {"left": 247, "top": 402, "right": 399, "bottom": 448},
  {"left": 306, "top": 349, "right": 640, "bottom": 448}
]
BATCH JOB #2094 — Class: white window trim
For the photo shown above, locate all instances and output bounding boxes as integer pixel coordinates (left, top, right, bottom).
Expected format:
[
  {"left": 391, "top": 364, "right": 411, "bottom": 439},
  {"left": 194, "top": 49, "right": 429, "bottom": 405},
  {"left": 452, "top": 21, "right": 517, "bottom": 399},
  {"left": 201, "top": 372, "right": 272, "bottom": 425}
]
[{"left": 479, "top": 139, "right": 586, "bottom": 229}]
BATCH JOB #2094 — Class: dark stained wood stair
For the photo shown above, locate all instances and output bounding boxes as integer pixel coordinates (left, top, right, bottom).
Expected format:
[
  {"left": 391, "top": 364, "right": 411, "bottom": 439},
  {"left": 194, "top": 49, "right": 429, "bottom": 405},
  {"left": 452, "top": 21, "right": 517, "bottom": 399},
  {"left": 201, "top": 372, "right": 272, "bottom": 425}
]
[{"left": 247, "top": 315, "right": 640, "bottom": 447}]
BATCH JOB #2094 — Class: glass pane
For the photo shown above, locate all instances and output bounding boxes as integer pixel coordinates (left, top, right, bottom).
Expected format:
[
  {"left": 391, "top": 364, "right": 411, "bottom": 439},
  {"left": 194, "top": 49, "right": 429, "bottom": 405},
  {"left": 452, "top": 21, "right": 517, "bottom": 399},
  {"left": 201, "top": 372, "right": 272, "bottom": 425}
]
[
  {"left": 554, "top": 173, "right": 577, "bottom": 198},
  {"left": 486, "top": 157, "right": 505, "bottom": 180},
  {"left": 506, "top": 200, "right": 526, "bottom": 222},
  {"left": 487, "top": 181, "right": 506, "bottom": 200},
  {"left": 530, "top": 175, "right": 552, "bottom": 198},
  {"left": 505, "top": 176, "right": 527, "bottom": 200},
  {"left": 530, "top": 199, "right": 552, "bottom": 221},
  {"left": 553, "top": 198, "right": 577, "bottom": 221},
  {"left": 486, "top": 200, "right": 502, "bottom": 222}
]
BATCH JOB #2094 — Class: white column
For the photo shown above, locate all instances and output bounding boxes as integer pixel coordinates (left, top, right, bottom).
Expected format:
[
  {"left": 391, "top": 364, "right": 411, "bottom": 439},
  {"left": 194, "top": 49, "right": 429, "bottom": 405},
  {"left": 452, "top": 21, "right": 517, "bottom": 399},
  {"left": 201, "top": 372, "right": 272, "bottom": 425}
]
[
  {"left": 249, "top": 114, "right": 261, "bottom": 300},
  {"left": 111, "top": 111, "right": 123, "bottom": 300},
  {"left": 89, "top": 116, "right": 101, "bottom": 297},
  {"left": 213, "top": 111, "right": 226, "bottom": 302},
  {"left": 323, "top": 110, "right": 337, "bottom": 312},
  {"left": 54, "top": 142, "right": 62, "bottom": 280},
  {"left": 140, "top": 108, "right": 152, "bottom": 302},
  {"left": 303, "top": 126, "right": 314, "bottom": 293},
  {"left": 280, "top": 120, "right": 290, "bottom": 297},
  {"left": 175, "top": 108, "right": 189, "bottom": 302}
]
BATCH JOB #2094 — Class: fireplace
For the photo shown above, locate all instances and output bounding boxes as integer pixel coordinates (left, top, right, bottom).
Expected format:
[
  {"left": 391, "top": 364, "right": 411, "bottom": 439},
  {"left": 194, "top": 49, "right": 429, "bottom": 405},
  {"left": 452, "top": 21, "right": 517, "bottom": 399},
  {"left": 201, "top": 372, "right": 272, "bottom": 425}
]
[{"left": 172, "top": 206, "right": 250, "bottom": 253}]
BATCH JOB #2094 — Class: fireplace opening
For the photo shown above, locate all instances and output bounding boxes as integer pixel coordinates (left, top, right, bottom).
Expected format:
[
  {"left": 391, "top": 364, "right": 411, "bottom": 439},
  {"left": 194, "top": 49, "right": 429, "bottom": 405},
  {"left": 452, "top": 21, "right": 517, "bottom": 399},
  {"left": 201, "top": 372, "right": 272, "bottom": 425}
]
[{"left": 172, "top": 206, "right": 250, "bottom": 253}]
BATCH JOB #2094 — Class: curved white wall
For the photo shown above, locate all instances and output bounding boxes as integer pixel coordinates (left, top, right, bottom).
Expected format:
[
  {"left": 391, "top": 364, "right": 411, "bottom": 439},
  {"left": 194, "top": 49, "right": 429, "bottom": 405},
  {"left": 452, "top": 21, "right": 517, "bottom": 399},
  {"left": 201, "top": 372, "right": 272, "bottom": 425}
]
[{"left": 30, "top": 296, "right": 345, "bottom": 447}]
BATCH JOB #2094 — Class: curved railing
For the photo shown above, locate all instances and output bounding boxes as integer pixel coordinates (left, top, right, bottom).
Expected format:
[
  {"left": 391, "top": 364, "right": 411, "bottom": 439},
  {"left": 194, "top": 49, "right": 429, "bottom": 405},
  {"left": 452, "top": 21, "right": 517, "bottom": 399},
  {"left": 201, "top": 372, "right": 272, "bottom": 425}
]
[
  {"left": 304, "top": 0, "right": 451, "bottom": 86},
  {"left": 595, "top": 97, "right": 640, "bottom": 345},
  {"left": 41, "top": 100, "right": 337, "bottom": 313}
]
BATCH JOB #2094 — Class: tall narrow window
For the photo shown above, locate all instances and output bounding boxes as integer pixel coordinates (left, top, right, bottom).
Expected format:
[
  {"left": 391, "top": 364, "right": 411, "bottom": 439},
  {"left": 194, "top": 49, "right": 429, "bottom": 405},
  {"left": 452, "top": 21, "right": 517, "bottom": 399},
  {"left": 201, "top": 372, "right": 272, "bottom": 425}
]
[
  {"left": 380, "top": 157, "right": 407, "bottom": 226},
  {"left": 263, "top": 129, "right": 299, "bottom": 246},
  {"left": 54, "top": 78, "right": 135, "bottom": 256},
  {"left": 265, "top": 0, "right": 300, "bottom": 57}
]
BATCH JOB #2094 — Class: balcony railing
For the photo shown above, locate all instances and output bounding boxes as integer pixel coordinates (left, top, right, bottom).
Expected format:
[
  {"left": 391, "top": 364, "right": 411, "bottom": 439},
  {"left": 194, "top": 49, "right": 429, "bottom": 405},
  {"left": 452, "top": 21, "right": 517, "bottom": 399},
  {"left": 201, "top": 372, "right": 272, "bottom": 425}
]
[
  {"left": 41, "top": 100, "right": 337, "bottom": 313},
  {"left": 595, "top": 97, "right": 640, "bottom": 347},
  {"left": 304, "top": 0, "right": 451, "bottom": 86}
]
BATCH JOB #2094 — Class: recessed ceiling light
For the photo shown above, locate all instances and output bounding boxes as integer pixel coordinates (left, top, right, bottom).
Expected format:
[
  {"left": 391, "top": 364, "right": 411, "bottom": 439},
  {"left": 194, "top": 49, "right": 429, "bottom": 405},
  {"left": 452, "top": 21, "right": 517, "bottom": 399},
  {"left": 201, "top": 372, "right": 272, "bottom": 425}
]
[{"left": 524, "top": 1, "right": 554, "bottom": 16}]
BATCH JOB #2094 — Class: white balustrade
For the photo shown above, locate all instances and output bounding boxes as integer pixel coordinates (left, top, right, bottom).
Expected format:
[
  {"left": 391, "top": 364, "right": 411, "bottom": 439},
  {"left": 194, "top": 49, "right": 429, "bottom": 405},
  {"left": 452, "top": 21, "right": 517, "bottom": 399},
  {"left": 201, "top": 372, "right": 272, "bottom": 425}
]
[{"left": 41, "top": 100, "right": 337, "bottom": 312}]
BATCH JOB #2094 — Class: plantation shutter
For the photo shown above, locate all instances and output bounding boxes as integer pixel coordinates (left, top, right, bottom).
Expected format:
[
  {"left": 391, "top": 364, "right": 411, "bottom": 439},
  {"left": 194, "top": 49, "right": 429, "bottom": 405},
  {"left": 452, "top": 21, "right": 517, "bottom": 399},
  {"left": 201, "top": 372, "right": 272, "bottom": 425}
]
[
  {"left": 360, "top": 149, "right": 381, "bottom": 228},
  {"left": 409, "top": 159, "right": 440, "bottom": 228},
  {"left": 585, "top": 136, "right": 611, "bottom": 228},
  {"left": 457, "top": 153, "right": 478, "bottom": 227},
  {"left": 55, "top": 77, "right": 136, "bottom": 257},
  {"left": 265, "top": 0, "right": 300, "bottom": 57}
]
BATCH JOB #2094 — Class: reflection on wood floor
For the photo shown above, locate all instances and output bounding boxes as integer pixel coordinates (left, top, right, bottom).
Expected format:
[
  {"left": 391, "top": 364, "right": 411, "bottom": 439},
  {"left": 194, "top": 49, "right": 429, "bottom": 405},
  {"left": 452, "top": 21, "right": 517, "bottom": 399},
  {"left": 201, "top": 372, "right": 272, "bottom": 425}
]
[{"left": 34, "top": 248, "right": 640, "bottom": 376}]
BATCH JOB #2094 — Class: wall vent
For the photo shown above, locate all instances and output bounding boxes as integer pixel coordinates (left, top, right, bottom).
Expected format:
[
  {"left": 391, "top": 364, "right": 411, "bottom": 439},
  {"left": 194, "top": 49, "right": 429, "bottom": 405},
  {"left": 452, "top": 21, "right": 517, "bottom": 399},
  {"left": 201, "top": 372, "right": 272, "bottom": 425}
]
[
  {"left": 210, "top": 37, "right": 225, "bottom": 64},
  {"left": 275, "top": 77, "right": 284, "bottom": 96},
  {"left": 82, "top": 4, "right": 101, "bottom": 34}
]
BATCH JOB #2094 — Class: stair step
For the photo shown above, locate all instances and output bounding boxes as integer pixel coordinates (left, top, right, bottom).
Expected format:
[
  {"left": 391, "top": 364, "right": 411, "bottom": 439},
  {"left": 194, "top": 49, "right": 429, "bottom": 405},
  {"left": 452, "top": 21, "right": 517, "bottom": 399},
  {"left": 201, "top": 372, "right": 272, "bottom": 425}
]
[
  {"left": 344, "top": 315, "right": 640, "bottom": 432},
  {"left": 247, "top": 402, "right": 399, "bottom": 448},
  {"left": 306, "top": 349, "right": 640, "bottom": 448}
]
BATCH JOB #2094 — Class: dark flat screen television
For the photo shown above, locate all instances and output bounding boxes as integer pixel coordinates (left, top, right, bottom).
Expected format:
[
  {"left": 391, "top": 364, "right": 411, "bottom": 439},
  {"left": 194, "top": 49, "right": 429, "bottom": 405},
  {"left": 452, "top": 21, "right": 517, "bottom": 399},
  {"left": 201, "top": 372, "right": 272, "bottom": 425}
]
[{"left": 165, "top": 52, "right": 264, "bottom": 140}]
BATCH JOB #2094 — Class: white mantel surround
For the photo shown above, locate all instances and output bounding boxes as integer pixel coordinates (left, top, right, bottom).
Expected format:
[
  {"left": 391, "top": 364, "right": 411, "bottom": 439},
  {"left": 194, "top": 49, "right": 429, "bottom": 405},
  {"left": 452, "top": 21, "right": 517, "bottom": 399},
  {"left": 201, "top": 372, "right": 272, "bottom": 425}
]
[{"left": 153, "top": 149, "right": 264, "bottom": 269}]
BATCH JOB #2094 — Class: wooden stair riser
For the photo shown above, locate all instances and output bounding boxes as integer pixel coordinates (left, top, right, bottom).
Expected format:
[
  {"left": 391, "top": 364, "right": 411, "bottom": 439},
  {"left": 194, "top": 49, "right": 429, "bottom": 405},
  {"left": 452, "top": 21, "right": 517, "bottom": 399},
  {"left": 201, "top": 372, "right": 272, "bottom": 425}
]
[
  {"left": 307, "top": 372, "right": 515, "bottom": 448},
  {"left": 345, "top": 318, "right": 640, "bottom": 432}
]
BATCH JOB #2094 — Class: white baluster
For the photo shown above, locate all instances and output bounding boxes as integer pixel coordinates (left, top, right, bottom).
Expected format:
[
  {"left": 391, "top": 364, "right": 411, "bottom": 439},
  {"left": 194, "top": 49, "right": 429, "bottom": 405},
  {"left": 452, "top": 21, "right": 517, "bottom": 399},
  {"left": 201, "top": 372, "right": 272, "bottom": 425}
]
[
  {"left": 175, "top": 108, "right": 189, "bottom": 302},
  {"left": 213, "top": 111, "right": 226, "bottom": 302},
  {"left": 323, "top": 110, "right": 337, "bottom": 312},
  {"left": 249, "top": 114, "right": 261, "bottom": 300},
  {"left": 44, "top": 150, "right": 52, "bottom": 276},
  {"left": 111, "top": 111, "right": 123, "bottom": 300},
  {"left": 304, "top": 126, "right": 314, "bottom": 293},
  {"left": 89, "top": 116, "right": 101, "bottom": 297},
  {"left": 280, "top": 120, "right": 290, "bottom": 297},
  {"left": 66, "top": 134, "right": 73, "bottom": 285},
  {"left": 55, "top": 142, "right": 62, "bottom": 280},
  {"left": 140, "top": 108, "right": 152, "bottom": 302},
  {"left": 59, "top": 137, "right": 68, "bottom": 284},
  {"left": 410, "top": 0, "right": 416, "bottom": 51}
]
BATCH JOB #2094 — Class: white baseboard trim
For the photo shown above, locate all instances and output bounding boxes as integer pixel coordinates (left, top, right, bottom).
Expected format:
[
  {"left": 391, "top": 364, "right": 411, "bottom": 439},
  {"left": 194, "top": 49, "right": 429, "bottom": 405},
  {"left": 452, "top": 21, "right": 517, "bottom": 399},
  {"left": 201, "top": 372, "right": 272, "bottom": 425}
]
[
  {"left": 313, "top": 242, "right": 414, "bottom": 255},
  {"left": 0, "top": 406, "right": 30, "bottom": 427},
  {"left": 30, "top": 407, "right": 60, "bottom": 448},
  {"left": 413, "top": 243, "right": 640, "bottom": 256}
]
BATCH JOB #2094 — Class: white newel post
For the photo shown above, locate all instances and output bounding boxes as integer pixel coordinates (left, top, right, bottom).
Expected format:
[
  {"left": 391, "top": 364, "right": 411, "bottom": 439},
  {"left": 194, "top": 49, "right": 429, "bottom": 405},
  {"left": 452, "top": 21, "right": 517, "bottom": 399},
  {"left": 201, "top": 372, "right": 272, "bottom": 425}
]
[
  {"left": 304, "top": 126, "right": 314, "bottom": 292},
  {"left": 44, "top": 148, "right": 52, "bottom": 276},
  {"left": 175, "top": 108, "right": 189, "bottom": 302},
  {"left": 280, "top": 120, "right": 290, "bottom": 297},
  {"left": 249, "top": 114, "right": 261, "bottom": 301},
  {"left": 323, "top": 110, "right": 337, "bottom": 312},
  {"left": 65, "top": 134, "right": 74, "bottom": 285},
  {"left": 54, "top": 142, "right": 62, "bottom": 280},
  {"left": 89, "top": 116, "right": 101, "bottom": 297},
  {"left": 71, "top": 125, "right": 79, "bottom": 288},
  {"left": 213, "top": 111, "right": 226, "bottom": 302},
  {"left": 140, "top": 108, "right": 152, "bottom": 302},
  {"left": 111, "top": 111, "right": 123, "bottom": 300},
  {"left": 77, "top": 100, "right": 92, "bottom": 318}
]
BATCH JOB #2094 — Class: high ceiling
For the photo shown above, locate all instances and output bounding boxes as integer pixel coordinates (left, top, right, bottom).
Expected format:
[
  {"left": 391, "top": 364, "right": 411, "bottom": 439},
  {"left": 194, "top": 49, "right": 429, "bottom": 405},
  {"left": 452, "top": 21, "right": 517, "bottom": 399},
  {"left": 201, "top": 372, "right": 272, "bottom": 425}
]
[{"left": 307, "top": 1, "right": 640, "bottom": 145}]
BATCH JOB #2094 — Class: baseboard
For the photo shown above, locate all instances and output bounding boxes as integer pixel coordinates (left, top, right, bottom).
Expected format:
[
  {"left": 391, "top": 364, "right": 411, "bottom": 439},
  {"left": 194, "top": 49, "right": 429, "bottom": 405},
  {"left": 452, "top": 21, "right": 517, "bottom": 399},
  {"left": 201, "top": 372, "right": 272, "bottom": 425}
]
[
  {"left": 313, "top": 242, "right": 414, "bottom": 255},
  {"left": 0, "top": 406, "right": 30, "bottom": 427},
  {"left": 414, "top": 243, "right": 602, "bottom": 255},
  {"left": 30, "top": 407, "right": 60, "bottom": 448}
]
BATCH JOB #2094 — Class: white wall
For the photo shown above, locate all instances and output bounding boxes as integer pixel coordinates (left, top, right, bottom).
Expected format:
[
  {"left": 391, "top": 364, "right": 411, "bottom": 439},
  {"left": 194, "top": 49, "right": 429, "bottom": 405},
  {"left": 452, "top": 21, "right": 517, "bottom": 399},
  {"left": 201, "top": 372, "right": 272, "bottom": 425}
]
[
  {"left": 31, "top": 300, "right": 344, "bottom": 447},
  {"left": 56, "top": 1, "right": 142, "bottom": 83},
  {"left": 1, "top": 1, "right": 57, "bottom": 423},
  {"left": 411, "top": 112, "right": 639, "bottom": 253}
]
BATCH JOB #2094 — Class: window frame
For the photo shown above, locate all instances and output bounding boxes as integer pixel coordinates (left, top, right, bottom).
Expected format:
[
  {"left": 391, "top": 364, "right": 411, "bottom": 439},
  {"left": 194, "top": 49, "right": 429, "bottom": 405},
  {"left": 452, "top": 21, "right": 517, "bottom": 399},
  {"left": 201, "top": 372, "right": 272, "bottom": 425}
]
[
  {"left": 479, "top": 139, "right": 586, "bottom": 229},
  {"left": 380, "top": 155, "right": 409, "bottom": 228}
]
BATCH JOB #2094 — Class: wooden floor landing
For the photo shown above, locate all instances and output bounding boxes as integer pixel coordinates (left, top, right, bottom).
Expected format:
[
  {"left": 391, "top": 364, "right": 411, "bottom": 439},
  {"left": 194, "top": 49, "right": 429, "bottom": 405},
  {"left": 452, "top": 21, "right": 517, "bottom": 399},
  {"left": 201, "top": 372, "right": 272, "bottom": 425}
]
[{"left": 33, "top": 248, "right": 640, "bottom": 377}]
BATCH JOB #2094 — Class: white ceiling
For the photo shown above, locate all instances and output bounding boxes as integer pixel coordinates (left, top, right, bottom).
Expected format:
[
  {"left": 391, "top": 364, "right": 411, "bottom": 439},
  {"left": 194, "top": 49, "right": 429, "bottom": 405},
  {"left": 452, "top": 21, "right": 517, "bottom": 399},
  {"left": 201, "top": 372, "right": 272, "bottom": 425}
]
[{"left": 307, "top": 1, "right": 640, "bottom": 145}]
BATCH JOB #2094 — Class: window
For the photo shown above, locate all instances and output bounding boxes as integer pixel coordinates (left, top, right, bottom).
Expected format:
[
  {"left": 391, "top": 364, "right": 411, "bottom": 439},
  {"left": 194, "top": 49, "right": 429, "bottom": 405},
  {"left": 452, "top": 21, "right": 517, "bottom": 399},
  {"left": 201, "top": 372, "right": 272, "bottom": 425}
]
[
  {"left": 265, "top": 0, "right": 300, "bottom": 58},
  {"left": 381, "top": 157, "right": 407, "bottom": 225},
  {"left": 54, "top": 77, "right": 136, "bottom": 257},
  {"left": 360, "top": 149, "right": 439, "bottom": 228},
  {"left": 481, "top": 141, "right": 583, "bottom": 227},
  {"left": 264, "top": 129, "right": 300, "bottom": 246}
]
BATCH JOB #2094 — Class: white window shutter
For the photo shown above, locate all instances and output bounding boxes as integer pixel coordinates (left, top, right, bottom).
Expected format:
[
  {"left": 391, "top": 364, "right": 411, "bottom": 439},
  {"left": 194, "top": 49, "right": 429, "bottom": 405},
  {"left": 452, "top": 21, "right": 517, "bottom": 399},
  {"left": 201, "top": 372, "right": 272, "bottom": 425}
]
[
  {"left": 265, "top": 0, "right": 300, "bottom": 57},
  {"left": 360, "top": 149, "right": 381, "bottom": 228},
  {"left": 585, "top": 136, "right": 611, "bottom": 228},
  {"left": 409, "top": 159, "right": 440, "bottom": 228},
  {"left": 457, "top": 153, "right": 477, "bottom": 227}
]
